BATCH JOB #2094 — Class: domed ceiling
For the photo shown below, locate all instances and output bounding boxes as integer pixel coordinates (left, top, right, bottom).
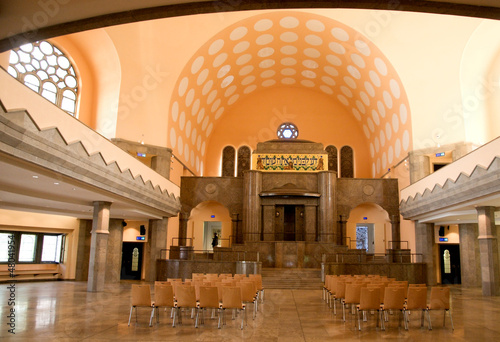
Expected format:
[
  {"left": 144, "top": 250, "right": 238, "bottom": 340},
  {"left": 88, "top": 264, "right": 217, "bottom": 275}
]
[{"left": 169, "top": 11, "right": 412, "bottom": 177}]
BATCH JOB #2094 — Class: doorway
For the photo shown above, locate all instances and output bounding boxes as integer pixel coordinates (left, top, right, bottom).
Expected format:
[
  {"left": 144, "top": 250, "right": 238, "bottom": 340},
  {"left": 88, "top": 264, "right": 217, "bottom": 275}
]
[
  {"left": 284, "top": 205, "right": 296, "bottom": 241},
  {"left": 204, "top": 221, "right": 222, "bottom": 250},
  {"left": 121, "top": 242, "right": 143, "bottom": 280},
  {"left": 439, "top": 244, "right": 461, "bottom": 284},
  {"left": 356, "top": 223, "right": 375, "bottom": 254}
]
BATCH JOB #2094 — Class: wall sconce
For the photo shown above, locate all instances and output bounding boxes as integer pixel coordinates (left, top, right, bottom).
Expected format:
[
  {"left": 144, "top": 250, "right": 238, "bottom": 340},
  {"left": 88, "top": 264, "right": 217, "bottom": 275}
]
[
  {"left": 275, "top": 211, "right": 280, "bottom": 217},
  {"left": 300, "top": 212, "right": 304, "bottom": 217}
]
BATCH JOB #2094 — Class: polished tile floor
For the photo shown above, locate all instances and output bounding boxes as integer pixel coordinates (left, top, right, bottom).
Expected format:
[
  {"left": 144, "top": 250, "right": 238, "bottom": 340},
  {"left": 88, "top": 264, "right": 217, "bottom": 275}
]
[{"left": 1, "top": 281, "right": 500, "bottom": 341}]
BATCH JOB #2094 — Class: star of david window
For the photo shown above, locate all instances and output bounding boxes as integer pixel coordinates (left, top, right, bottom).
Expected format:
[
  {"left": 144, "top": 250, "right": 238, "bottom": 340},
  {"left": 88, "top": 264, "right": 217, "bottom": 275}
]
[{"left": 277, "top": 122, "right": 298, "bottom": 139}]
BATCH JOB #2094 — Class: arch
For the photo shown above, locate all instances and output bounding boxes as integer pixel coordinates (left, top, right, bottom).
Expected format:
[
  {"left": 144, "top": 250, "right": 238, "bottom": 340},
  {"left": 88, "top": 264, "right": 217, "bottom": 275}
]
[
  {"left": 346, "top": 202, "right": 391, "bottom": 253},
  {"left": 340, "top": 145, "right": 354, "bottom": 178},
  {"left": 221, "top": 145, "right": 235, "bottom": 176},
  {"left": 187, "top": 201, "right": 232, "bottom": 250},
  {"left": 237, "top": 145, "right": 251, "bottom": 177},
  {"left": 325, "top": 145, "right": 338, "bottom": 172}
]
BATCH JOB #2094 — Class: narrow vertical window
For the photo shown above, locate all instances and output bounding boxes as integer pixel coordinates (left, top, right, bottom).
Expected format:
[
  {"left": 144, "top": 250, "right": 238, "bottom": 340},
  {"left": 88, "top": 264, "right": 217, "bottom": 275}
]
[
  {"left": 237, "top": 146, "right": 251, "bottom": 177},
  {"left": 340, "top": 146, "right": 354, "bottom": 178},
  {"left": 222, "top": 146, "right": 236, "bottom": 177}
]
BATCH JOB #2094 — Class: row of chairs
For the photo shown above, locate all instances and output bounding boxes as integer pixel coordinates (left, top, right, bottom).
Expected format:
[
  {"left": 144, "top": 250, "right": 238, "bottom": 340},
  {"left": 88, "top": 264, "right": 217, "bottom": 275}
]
[
  {"left": 128, "top": 273, "right": 263, "bottom": 330},
  {"left": 323, "top": 274, "right": 454, "bottom": 331}
]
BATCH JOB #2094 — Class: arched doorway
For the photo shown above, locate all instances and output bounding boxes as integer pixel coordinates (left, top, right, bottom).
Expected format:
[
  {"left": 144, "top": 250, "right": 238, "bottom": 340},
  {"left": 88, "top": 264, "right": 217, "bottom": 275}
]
[
  {"left": 187, "top": 201, "right": 232, "bottom": 250},
  {"left": 346, "top": 203, "right": 391, "bottom": 254}
]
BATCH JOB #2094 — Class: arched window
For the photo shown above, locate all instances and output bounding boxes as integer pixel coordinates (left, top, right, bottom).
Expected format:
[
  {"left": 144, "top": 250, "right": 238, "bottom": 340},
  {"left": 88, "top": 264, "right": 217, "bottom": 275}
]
[
  {"left": 237, "top": 146, "right": 251, "bottom": 177},
  {"left": 340, "top": 146, "right": 354, "bottom": 178},
  {"left": 7, "top": 40, "right": 79, "bottom": 116},
  {"left": 325, "top": 145, "right": 338, "bottom": 172},
  {"left": 221, "top": 146, "right": 235, "bottom": 177}
]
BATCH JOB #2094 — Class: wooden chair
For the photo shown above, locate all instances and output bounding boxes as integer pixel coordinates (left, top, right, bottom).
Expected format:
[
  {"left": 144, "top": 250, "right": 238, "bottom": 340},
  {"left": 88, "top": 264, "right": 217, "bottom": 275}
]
[
  {"left": 128, "top": 284, "right": 154, "bottom": 327},
  {"left": 175, "top": 285, "right": 200, "bottom": 328},
  {"left": 332, "top": 280, "right": 347, "bottom": 315},
  {"left": 342, "top": 283, "right": 365, "bottom": 322},
  {"left": 426, "top": 287, "right": 454, "bottom": 330},
  {"left": 198, "top": 286, "right": 220, "bottom": 326},
  {"left": 404, "top": 286, "right": 427, "bottom": 328},
  {"left": 382, "top": 286, "right": 407, "bottom": 330},
  {"left": 356, "top": 287, "right": 383, "bottom": 331},
  {"left": 239, "top": 281, "right": 258, "bottom": 319},
  {"left": 220, "top": 286, "right": 246, "bottom": 330},
  {"left": 152, "top": 284, "right": 176, "bottom": 327},
  {"left": 248, "top": 274, "right": 264, "bottom": 302}
]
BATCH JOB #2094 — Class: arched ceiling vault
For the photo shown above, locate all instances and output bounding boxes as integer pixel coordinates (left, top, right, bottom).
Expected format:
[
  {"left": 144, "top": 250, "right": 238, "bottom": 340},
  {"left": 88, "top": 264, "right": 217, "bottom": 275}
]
[
  {"left": 1, "top": 0, "right": 500, "bottom": 52},
  {"left": 169, "top": 11, "right": 412, "bottom": 177}
]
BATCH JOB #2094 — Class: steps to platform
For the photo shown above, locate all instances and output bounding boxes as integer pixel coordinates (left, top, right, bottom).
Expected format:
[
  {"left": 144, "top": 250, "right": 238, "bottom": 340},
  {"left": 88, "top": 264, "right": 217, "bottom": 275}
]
[{"left": 261, "top": 268, "right": 322, "bottom": 290}]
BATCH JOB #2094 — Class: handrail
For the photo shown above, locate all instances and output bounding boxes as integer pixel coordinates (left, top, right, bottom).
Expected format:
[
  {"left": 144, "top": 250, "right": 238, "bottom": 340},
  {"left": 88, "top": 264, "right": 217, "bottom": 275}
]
[
  {"left": 322, "top": 252, "right": 424, "bottom": 264},
  {"left": 160, "top": 248, "right": 260, "bottom": 262},
  {"left": 171, "top": 237, "right": 193, "bottom": 247}
]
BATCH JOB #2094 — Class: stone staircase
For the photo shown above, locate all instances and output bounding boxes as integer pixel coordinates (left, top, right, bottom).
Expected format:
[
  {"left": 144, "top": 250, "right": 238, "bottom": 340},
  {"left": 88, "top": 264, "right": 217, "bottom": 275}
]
[{"left": 261, "top": 268, "right": 323, "bottom": 290}]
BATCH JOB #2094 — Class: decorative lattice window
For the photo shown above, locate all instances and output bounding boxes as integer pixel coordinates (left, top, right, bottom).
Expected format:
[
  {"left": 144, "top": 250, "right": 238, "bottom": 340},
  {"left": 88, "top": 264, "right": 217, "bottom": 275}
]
[
  {"left": 221, "top": 146, "right": 236, "bottom": 177},
  {"left": 7, "top": 40, "right": 79, "bottom": 116},
  {"left": 237, "top": 146, "right": 251, "bottom": 177},
  {"left": 277, "top": 122, "right": 299, "bottom": 139},
  {"left": 325, "top": 145, "right": 338, "bottom": 172}
]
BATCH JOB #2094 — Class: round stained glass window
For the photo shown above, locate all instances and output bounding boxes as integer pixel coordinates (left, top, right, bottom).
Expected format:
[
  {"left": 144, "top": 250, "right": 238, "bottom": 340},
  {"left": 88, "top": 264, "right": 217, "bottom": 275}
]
[{"left": 277, "top": 122, "right": 299, "bottom": 139}]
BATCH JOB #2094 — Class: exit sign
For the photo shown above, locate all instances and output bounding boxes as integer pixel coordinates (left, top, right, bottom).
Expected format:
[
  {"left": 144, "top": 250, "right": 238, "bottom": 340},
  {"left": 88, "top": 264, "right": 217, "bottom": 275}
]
[
  {"left": 439, "top": 237, "right": 448, "bottom": 242},
  {"left": 136, "top": 236, "right": 145, "bottom": 241},
  {"left": 435, "top": 152, "right": 445, "bottom": 157}
]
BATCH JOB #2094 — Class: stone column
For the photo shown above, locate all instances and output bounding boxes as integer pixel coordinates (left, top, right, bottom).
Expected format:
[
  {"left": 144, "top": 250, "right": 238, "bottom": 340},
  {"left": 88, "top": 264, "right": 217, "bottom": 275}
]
[
  {"left": 459, "top": 223, "right": 481, "bottom": 287},
  {"left": 105, "top": 219, "right": 123, "bottom": 283},
  {"left": 409, "top": 153, "right": 430, "bottom": 183},
  {"left": 243, "top": 170, "right": 262, "bottom": 242},
  {"left": 304, "top": 205, "right": 317, "bottom": 242},
  {"left": 318, "top": 171, "right": 336, "bottom": 242},
  {"left": 178, "top": 212, "right": 189, "bottom": 246},
  {"left": 75, "top": 219, "right": 92, "bottom": 281},
  {"left": 415, "top": 222, "right": 436, "bottom": 285},
  {"left": 151, "top": 154, "right": 171, "bottom": 179},
  {"left": 476, "top": 206, "right": 500, "bottom": 296},
  {"left": 144, "top": 218, "right": 168, "bottom": 282},
  {"left": 262, "top": 205, "right": 274, "bottom": 241},
  {"left": 337, "top": 215, "right": 347, "bottom": 246},
  {"left": 87, "top": 201, "right": 111, "bottom": 292},
  {"left": 391, "top": 215, "right": 401, "bottom": 250}
]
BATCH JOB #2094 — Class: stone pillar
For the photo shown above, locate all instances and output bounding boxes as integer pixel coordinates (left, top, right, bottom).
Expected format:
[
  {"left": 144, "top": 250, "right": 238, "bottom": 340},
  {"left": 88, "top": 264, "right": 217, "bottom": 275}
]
[
  {"left": 75, "top": 219, "right": 92, "bottom": 281},
  {"left": 304, "top": 205, "right": 317, "bottom": 242},
  {"left": 178, "top": 212, "right": 189, "bottom": 246},
  {"left": 145, "top": 218, "right": 168, "bottom": 282},
  {"left": 243, "top": 170, "right": 262, "bottom": 242},
  {"left": 231, "top": 213, "right": 241, "bottom": 244},
  {"left": 87, "top": 201, "right": 111, "bottom": 292},
  {"left": 391, "top": 215, "right": 401, "bottom": 250},
  {"left": 105, "top": 219, "right": 123, "bottom": 284},
  {"left": 459, "top": 223, "right": 481, "bottom": 287},
  {"left": 415, "top": 222, "right": 436, "bottom": 285},
  {"left": 409, "top": 153, "right": 430, "bottom": 183},
  {"left": 262, "top": 205, "right": 274, "bottom": 241},
  {"left": 337, "top": 215, "right": 347, "bottom": 246},
  {"left": 318, "top": 171, "right": 336, "bottom": 242},
  {"left": 151, "top": 154, "right": 171, "bottom": 179},
  {"left": 476, "top": 206, "right": 500, "bottom": 296}
]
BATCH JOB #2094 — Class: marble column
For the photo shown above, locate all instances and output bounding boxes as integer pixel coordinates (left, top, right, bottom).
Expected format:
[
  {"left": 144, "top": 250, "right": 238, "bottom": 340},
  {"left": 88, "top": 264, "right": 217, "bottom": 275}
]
[
  {"left": 151, "top": 154, "right": 172, "bottom": 180},
  {"left": 231, "top": 213, "right": 241, "bottom": 244},
  {"left": 391, "top": 215, "right": 401, "bottom": 250},
  {"left": 87, "top": 201, "right": 111, "bottom": 292},
  {"left": 476, "top": 206, "right": 500, "bottom": 296},
  {"left": 415, "top": 221, "right": 436, "bottom": 285},
  {"left": 304, "top": 205, "right": 317, "bottom": 242},
  {"left": 104, "top": 219, "right": 124, "bottom": 283},
  {"left": 145, "top": 218, "right": 168, "bottom": 282},
  {"left": 75, "top": 219, "right": 92, "bottom": 281},
  {"left": 318, "top": 171, "right": 336, "bottom": 242},
  {"left": 409, "top": 153, "right": 430, "bottom": 183},
  {"left": 243, "top": 170, "right": 262, "bottom": 242},
  {"left": 178, "top": 212, "right": 189, "bottom": 246},
  {"left": 459, "top": 223, "right": 481, "bottom": 287}
]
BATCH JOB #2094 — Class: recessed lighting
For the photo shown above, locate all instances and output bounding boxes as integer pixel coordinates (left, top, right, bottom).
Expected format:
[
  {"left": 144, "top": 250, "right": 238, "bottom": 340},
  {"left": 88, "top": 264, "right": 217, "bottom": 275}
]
[
  {"left": 32, "top": 175, "right": 38, "bottom": 179},
  {"left": 54, "top": 182, "right": 59, "bottom": 185}
]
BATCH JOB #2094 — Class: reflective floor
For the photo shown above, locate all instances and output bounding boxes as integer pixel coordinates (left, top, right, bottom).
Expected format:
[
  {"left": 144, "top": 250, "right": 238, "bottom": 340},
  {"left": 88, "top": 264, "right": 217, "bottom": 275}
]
[{"left": 1, "top": 281, "right": 500, "bottom": 341}]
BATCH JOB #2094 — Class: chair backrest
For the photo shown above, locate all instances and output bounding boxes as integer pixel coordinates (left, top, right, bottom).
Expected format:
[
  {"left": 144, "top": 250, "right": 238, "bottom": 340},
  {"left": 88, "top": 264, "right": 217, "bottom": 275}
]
[
  {"left": 429, "top": 287, "right": 450, "bottom": 310},
  {"left": 131, "top": 284, "right": 152, "bottom": 306},
  {"left": 335, "top": 280, "right": 347, "bottom": 298},
  {"left": 199, "top": 286, "right": 219, "bottom": 309},
  {"left": 239, "top": 281, "right": 256, "bottom": 302},
  {"left": 383, "top": 286, "right": 406, "bottom": 310},
  {"left": 154, "top": 284, "right": 174, "bottom": 307},
  {"left": 221, "top": 286, "right": 244, "bottom": 309},
  {"left": 367, "top": 283, "right": 386, "bottom": 303},
  {"left": 344, "top": 283, "right": 365, "bottom": 304},
  {"left": 409, "top": 283, "right": 427, "bottom": 287},
  {"left": 359, "top": 287, "right": 381, "bottom": 310},
  {"left": 175, "top": 285, "right": 197, "bottom": 308},
  {"left": 406, "top": 286, "right": 428, "bottom": 310}
]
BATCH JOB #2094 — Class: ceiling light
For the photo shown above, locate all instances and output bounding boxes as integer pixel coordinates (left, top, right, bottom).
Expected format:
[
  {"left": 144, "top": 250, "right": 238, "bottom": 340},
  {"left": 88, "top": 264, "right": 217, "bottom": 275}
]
[
  {"left": 54, "top": 182, "right": 59, "bottom": 185},
  {"left": 32, "top": 175, "right": 38, "bottom": 179}
]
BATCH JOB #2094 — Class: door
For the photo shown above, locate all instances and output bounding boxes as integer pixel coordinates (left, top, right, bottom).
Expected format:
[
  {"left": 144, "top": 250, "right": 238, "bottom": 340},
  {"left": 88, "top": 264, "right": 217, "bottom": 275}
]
[
  {"left": 204, "top": 221, "right": 222, "bottom": 250},
  {"left": 356, "top": 224, "right": 375, "bottom": 254},
  {"left": 439, "top": 244, "right": 461, "bottom": 284},
  {"left": 284, "top": 205, "right": 296, "bottom": 241},
  {"left": 121, "top": 242, "right": 143, "bottom": 280}
]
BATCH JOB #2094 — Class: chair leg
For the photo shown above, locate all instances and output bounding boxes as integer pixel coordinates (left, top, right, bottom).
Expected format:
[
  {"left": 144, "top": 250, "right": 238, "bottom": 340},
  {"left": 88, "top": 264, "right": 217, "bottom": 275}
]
[
  {"left": 149, "top": 307, "right": 155, "bottom": 327},
  {"left": 195, "top": 308, "right": 199, "bottom": 328},
  {"left": 426, "top": 309, "right": 432, "bottom": 330},
  {"left": 128, "top": 306, "right": 134, "bottom": 326}
]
